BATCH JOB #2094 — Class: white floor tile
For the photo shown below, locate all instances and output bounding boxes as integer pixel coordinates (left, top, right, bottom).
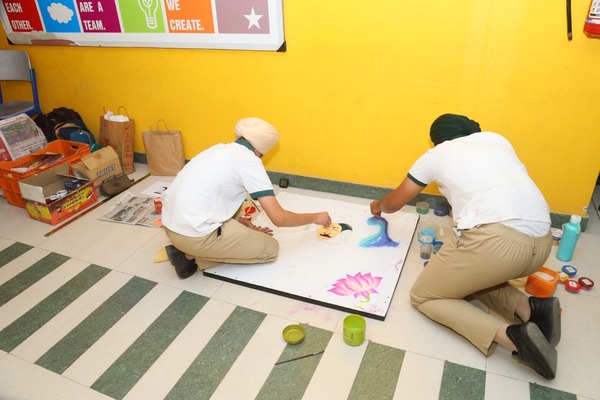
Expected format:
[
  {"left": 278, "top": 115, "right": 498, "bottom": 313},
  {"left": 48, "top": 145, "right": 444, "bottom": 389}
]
[
  {"left": 393, "top": 352, "right": 444, "bottom": 400},
  {"left": 0, "top": 355, "right": 112, "bottom": 400},
  {"left": 484, "top": 373, "right": 530, "bottom": 400}
]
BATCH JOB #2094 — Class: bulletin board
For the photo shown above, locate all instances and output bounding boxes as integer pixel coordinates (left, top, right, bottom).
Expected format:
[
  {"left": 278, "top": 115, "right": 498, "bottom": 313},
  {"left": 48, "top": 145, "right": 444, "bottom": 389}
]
[
  {"left": 204, "top": 192, "right": 420, "bottom": 320},
  {"left": 0, "top": 0, "right": 285, "bottom": 51}
]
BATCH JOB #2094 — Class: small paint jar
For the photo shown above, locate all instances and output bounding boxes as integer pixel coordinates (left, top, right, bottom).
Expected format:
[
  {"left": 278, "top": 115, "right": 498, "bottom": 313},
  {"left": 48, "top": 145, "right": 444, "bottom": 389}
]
[
  {"left": 551, "top": 228, "right": 563, "bottom": 246},
  {"left": 418, "top": 222, "right": 437, "bottom": 244},
  {"left": 565, "top": 279, "right": 581, "bottom": 294},
  {"left": 343, "top": 314, "right": 366, "bottom": 346},
  {"left": 432, "top": 241, "right": 444, "bottom": 254},
  {"left": 420, "top": 244, "right": 433, "bottom": 260},
  {"left": 416, "top": 201, "right": 430, "bottom": 214},
  {"left": 434, "top": 205, "right": 448, "bottom": 217},
  {"left": 558, "top": 271, "right": 569, "bottom": 283},
  {"left": 578, "top": 277, "right": 594, "bottom": 290},
  {"left": 562, "top": 265, "right": 577, "bottom": 277},
  {"left": 153, "top": 198, "right": 162, "bottom": 215},
  {"left": 525, "top": 266, "right": 559, "bottom": 297}
]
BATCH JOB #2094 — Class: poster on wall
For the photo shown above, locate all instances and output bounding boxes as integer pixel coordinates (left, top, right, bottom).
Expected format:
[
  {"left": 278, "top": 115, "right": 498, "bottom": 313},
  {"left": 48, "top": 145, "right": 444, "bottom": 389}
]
[{"left": 0, "top": 0, "right": 285, "bottom": 51}]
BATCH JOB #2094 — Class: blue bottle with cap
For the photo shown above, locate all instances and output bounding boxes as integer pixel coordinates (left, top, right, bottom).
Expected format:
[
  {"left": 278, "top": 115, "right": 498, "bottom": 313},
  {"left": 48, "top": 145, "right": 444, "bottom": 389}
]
[{"left": 556, "top": 215, "right": 581, "bottom": 262}]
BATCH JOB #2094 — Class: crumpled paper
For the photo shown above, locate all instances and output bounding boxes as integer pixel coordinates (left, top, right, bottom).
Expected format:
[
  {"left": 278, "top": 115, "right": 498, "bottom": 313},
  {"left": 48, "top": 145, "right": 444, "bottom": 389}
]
[{"left": 103, "top": 110, "right": 129, "bottom": 122}]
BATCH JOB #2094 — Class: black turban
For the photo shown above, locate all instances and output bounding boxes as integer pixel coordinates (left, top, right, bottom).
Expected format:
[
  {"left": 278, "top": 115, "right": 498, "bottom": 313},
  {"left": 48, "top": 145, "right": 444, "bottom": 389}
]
[{"left": 429, "top": 114, "right": 481, "bottom": 146}]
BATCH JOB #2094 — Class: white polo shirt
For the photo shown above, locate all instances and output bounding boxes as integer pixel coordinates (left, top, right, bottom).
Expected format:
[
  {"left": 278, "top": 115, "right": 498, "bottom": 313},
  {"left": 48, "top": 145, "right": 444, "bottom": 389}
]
[
  {"left": 161, "top": 141, "right": 274, "bottom": 237},
  {"left": 408, "top": 132, "right": 550, "bottom": 235}
]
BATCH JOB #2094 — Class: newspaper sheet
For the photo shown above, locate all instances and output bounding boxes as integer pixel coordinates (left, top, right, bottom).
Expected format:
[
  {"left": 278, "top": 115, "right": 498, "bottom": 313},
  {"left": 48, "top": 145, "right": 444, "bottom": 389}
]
[
  {"left": 99, "top": 192, "right": 161, "bottom": 228},
  {"left": 0, "top": 113, "right": 47, "bottom": 161}
]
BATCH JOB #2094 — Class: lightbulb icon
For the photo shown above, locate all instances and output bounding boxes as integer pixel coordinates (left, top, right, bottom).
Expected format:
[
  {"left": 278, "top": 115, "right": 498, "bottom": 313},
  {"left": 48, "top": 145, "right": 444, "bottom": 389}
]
[{"left": 138, "top": 0, "right": 159, "bottom": 29}]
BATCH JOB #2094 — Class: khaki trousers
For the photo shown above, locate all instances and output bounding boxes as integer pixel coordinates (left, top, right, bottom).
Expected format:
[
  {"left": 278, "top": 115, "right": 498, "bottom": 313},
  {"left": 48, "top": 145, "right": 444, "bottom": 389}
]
[
  {"left": 410, "top": 222, "right": 552, "bottom": 355},
  {"left": 164, "top": 218, "right": 279, "bottom": 270}
]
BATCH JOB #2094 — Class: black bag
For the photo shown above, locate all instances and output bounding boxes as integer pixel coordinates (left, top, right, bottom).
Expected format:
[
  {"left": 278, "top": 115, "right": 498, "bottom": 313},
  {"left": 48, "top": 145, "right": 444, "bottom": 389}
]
[{"left": 33, "top": 107, "right": 86, "bottom": 142}]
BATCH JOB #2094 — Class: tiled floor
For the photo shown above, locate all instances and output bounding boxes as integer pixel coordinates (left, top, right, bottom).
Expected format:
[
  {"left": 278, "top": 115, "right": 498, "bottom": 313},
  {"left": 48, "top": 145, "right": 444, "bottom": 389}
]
[{"left": 1, "top": 164, "right": 599, "bottom": 400}]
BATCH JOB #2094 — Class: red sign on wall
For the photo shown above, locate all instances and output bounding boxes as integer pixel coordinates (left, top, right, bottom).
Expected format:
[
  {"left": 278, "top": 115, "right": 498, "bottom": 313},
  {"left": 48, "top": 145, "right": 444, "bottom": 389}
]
[{"left": 2, "top": 0, "right": 42, "bottom": 32}]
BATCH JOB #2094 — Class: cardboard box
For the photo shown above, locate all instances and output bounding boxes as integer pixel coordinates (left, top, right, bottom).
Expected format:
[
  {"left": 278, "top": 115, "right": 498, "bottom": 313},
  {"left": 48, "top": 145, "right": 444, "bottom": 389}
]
[
  {"left": 18, "top": 163, "right": 98, "bottom": 225},
  {"left": 71, "top": 146, "right": 123, "bottom": 188}
]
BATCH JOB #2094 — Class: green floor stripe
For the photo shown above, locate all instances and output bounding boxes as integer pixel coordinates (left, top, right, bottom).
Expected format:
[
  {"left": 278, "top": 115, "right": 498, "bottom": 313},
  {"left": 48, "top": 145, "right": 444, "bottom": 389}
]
[
  {"left": 165, "top": 306, "right": 267, "bottom": 400},
  {"left": 0, "top": 252, "right": 69, "bottom": 308},
  {"left": 0, "top": 242, "right": 33, "bottom": 268},
  {"left": 348, "top": 341, "right": 405, "bottom": 400},
  {"left": 35, "top": 276, "right": 157, "bottom": 374},
  {"left": 438, "top": 361, "right": 485, "bottom": 400},
  {"left": 256, "top": 324, "right": 333, "bottom": 400},
  {"left": 91, "top": 291, "right": 210, "bottom": 400},
  {"left": 0, "top": 264, "right": 110, "bottom": 352},
  {"left": 530, "top": 383, "right": 577, "bottom": 400}
]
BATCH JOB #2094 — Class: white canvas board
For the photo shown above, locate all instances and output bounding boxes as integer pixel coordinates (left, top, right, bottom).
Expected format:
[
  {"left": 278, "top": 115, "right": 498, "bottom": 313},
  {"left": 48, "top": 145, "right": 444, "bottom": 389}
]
[{"left": 204, "top": 192, "right": 419, "bottom": 320}]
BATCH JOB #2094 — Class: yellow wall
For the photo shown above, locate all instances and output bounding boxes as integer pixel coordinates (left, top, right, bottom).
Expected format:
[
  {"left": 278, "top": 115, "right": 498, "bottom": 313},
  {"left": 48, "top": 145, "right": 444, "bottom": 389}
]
[{"left": 2, "top": 0, "right": 599, "bottom": 216}]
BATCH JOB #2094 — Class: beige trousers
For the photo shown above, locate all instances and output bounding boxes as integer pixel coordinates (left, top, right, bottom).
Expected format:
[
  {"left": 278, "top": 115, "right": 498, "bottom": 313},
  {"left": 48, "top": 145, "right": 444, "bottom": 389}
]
[
  {"left": 164, "top": 218, "right": 279, "bottom": 270},
  {"left": 410, "top": 222, "right": 552, "bottom": 355}
]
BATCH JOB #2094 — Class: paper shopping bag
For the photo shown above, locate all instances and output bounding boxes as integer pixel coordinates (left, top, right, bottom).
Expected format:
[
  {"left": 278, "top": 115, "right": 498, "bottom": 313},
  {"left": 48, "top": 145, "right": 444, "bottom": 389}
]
[
  {"left": 99, "top": 107, "right": 135, "bottom": 174},
  {"left": 142, "top": 120, "right": 185, "bottom": 176}
]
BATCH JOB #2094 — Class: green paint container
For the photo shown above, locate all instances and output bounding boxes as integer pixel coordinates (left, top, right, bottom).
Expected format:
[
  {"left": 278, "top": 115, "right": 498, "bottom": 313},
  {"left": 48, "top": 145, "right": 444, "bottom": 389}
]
[{"left": 343, "top": 314, "right": 366, "bottom": 346}]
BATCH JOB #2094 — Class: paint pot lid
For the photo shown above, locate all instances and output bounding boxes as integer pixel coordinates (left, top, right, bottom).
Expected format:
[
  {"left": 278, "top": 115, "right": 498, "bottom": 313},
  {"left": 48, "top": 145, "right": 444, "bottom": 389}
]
[
  {"left": 283, "top": 324, "right": 305, "bottom": 344},
  {"left": 434, "top": 205, "right": 448, "bottom": 216},
  {"left": 578, "top": 277, "right": 594, "bottom": 290},
  {"left": 565, "top": 279, "right": 581, "bottom": 293},
  {"left": 562, "top": 265, "right": 577, "bottom": 276},
  {"left": 558, "top": 272, "right": 569, "bottom": 283}
]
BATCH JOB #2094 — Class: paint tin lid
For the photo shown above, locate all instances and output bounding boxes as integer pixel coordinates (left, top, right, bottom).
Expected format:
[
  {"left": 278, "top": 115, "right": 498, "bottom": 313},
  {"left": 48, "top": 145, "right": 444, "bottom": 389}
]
[
  {"left": 416, "top": 201, "right": 430, "bottom": 214},
  {"left": 565, "top": 279, "right": 581, "bottom": 293},
  {"left": 562, "top": 265, "right": 577, "bottom": 277},
  {"left": 434, "top": 205, "right": 448, "bottom": 216},
  {"left": 283, "top": 324, "right": 305, "bottom": 344},
  {"left": 558, "top": 272, "right": 569, "bottom": 283},
  {"left": 578, "top": 277, "right": 594, "bottom": 290}
]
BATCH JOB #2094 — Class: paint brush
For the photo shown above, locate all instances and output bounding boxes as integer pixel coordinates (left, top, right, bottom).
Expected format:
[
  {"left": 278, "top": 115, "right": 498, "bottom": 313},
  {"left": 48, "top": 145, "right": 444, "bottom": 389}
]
[{"left": 275, "top": 350, "right": 324, "bottom": 365}]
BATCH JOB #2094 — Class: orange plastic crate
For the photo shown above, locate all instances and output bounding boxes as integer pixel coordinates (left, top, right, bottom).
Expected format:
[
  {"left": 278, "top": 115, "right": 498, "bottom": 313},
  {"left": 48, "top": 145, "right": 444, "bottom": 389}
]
[{"left": 0, "top": 140, "right": 91, "bottom": 208}]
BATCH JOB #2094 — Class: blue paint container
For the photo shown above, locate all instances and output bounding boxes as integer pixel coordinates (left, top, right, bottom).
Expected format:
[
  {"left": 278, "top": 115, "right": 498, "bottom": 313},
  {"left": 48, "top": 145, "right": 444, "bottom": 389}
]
[{"left": 418, "top": 222, "right": 437, "bottom": 244}]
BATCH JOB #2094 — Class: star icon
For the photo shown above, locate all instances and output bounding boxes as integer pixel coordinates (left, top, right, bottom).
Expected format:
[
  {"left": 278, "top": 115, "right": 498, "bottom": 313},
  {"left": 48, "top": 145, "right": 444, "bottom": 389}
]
[{"left": 244, "top": 7, "right": 263, "bottom": 29}]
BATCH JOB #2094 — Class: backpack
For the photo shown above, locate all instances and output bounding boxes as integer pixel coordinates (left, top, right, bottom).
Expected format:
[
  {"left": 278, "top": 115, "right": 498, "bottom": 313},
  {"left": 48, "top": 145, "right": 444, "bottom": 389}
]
[
  {"left": 33, "top": 107, "right": 86, "bottom": 142},
  {"left": 54, "top": 119, "right": 97, "bottom": 147}
]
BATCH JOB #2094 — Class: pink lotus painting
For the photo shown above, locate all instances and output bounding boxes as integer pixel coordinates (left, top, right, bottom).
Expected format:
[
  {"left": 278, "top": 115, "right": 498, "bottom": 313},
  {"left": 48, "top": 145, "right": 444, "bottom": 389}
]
[{"left": 328, "top": 272, "right": 383, "bottom": 302}]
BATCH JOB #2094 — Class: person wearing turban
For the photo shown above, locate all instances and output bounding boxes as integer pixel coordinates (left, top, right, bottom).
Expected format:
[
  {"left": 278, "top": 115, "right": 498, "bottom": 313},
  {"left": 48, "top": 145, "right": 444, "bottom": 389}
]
[
  {"left": 369, "top": 114, "right": 558, "bottom": 380},
  {"left": 161, "top": 117, "right": 331, "bottom": 279}
]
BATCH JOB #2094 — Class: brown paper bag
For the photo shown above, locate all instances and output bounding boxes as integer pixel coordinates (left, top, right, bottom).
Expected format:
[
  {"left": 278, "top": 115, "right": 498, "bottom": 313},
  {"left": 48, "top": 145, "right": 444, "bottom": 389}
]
[
  {"left": 142, "top": 120, "right": 185, "bottom": 176},
  {"left": 99, "top": 107, "right": 135, "bottom": 174}
]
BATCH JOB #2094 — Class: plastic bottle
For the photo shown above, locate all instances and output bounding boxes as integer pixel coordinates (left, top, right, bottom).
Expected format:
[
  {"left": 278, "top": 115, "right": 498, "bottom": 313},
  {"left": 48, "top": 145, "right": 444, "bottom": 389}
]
[{"left": 556, "top": 215, "right": 582, "bottom": 262}]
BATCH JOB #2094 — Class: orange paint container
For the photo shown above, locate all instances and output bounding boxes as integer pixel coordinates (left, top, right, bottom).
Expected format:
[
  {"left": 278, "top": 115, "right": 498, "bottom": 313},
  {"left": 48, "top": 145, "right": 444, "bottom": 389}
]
[{"left": 525, "top": 267, "right": 559, "bottom": 298}]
